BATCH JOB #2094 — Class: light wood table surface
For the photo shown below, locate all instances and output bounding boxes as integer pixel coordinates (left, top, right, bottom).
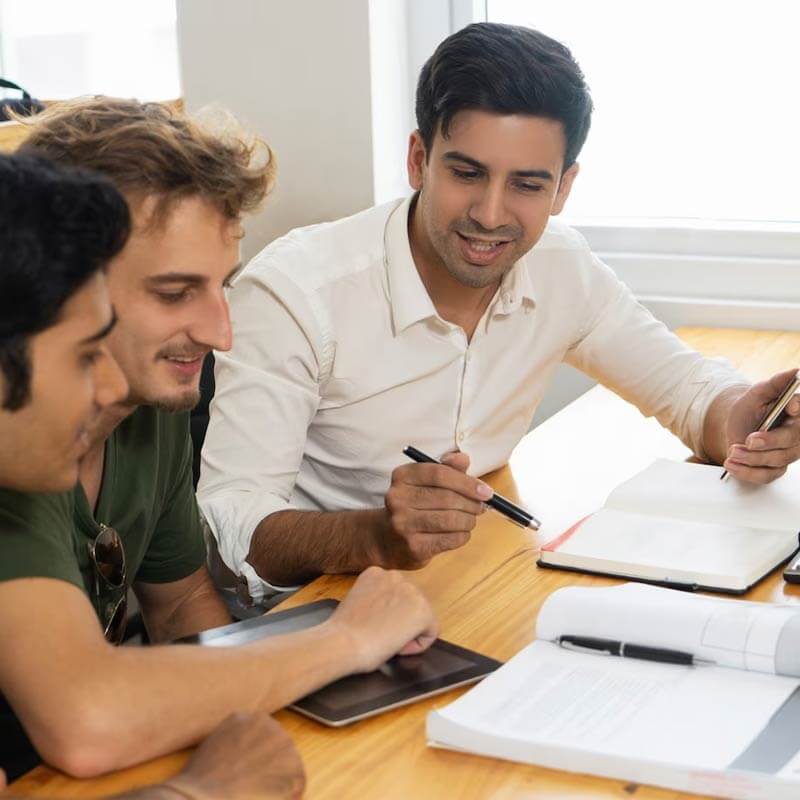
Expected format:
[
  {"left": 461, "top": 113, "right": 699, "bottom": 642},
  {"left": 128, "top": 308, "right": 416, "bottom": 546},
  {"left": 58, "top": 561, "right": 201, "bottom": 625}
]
[{"left": 11, "top": 327, "right": 800, "bottom": 799}]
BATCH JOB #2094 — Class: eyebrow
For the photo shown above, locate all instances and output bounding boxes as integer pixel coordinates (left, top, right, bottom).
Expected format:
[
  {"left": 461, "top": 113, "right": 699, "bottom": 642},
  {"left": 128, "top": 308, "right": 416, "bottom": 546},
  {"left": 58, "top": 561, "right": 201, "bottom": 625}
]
[
  {"left": 442, "top": 150, "right": 554, "bottom": 182},
  {"left": 81, "top": 309, "right": 118, "bottom": 344},
  {"left": 145, "top": 262, "right": 244, "bottom": 289}
]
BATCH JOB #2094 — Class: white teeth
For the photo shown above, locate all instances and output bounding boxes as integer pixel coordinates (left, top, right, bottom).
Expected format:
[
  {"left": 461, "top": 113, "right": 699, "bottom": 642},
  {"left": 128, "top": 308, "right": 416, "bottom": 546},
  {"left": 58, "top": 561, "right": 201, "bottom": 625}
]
[
  {"left": 469, "top": 239, "right": 502, "bottom": 252},
  {"left": 167, "top": 356, "right": 199, "bottom": 363}
]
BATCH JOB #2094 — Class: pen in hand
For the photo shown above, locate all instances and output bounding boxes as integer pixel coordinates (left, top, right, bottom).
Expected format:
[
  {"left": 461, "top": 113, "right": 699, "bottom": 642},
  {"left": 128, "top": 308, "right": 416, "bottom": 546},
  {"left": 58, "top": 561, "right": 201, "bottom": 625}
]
[
  {"left": 721, "top": 370, "right": 800, "bottom": 482},
  {"left": 403, "top": 445, "right": 541, "bottom": 530}
]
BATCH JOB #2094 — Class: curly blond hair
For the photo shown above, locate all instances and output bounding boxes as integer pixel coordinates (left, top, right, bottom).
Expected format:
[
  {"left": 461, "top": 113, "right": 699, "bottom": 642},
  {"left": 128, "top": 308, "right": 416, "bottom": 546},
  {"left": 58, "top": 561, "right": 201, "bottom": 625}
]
[{"left": 17, "top": 97, "right": 275, "bottom": 226}]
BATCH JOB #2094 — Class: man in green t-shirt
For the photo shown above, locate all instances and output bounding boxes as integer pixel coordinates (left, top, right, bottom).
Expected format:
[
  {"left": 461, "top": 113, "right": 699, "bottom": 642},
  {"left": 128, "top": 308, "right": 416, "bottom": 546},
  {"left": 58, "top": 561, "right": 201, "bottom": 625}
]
[
  {"left": 0, "top": 101, "right": 437, "bottom": 783},
  {"left": 0, "top": 152, "right": 306, "bottom": 797}
]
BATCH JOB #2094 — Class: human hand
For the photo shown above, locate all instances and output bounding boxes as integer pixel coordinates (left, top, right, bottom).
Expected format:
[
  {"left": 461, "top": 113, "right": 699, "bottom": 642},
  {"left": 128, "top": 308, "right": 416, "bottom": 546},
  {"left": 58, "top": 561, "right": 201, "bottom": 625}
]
[
  {"left": 724, "top": 368, "right": 800, "bottom": 483},
  {"left": 166, "top": 712, "right": 305, "bottom": 799},
  {"left": 374, "top": 451, "right": 490, "bottom": 569},
  {"left": 329, "top": 566, "right": 438, "bottom": 673}
]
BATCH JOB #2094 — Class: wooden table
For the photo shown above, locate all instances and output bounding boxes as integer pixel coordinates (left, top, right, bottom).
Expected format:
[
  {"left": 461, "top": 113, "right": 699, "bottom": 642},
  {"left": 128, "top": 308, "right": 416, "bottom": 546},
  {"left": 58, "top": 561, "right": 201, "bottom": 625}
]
[{"left": 11, "top": 327, "right": 800, "bottom": 799}]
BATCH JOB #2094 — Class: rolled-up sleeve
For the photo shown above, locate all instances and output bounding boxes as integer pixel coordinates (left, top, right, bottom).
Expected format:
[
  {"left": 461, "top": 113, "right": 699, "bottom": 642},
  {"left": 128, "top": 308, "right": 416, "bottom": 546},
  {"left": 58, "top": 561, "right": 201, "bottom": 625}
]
[
  {"left": 565, "top": 255, "right": 748, "bottom": 459},
  {"left": 197, "top": 262, "right": 326, "bottom": 603}
]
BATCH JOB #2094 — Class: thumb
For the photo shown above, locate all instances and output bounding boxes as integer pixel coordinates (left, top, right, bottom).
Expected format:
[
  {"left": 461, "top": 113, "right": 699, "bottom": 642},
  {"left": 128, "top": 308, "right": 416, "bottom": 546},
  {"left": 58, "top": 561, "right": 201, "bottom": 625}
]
[{"left": 441, "top": 450, "right": 470, "bottom": 473}]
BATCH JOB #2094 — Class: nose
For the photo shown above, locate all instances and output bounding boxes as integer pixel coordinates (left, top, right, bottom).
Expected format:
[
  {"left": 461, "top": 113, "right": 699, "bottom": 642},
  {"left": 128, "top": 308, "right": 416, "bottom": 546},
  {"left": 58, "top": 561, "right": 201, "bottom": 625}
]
[
  {"left": 191, "top": 290, "right": 233, "bottom": 353},
  {"left": 94, "top": 348, "right": 128, "bottom": 409},
  {"left": 469, "top": 178, "right": 510, "bottom": 233}
]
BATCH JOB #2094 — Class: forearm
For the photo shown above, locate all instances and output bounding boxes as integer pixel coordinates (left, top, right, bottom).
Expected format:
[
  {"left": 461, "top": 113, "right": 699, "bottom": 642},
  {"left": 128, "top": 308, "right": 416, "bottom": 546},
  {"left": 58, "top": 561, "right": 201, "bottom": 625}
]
[
  {"left": 136, "top": 567, "right": 232, "bottom": 643},
  {"left": 143, "top": 584, "right": 231, "bottom": 643},
  {"left": 702, "top": 384, "right": 748, "bottom": 464},
  {"left": 247, "top": 507, "right": 386, "bottom": 586},
  {"left": 42, "top": 620, "right": 355, "bottom": 776}
]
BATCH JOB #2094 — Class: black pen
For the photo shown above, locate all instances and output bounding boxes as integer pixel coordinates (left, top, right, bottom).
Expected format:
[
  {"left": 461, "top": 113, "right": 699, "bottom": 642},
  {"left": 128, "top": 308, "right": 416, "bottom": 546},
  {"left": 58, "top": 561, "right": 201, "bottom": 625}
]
[
  {"left": 557, "top": 635, "right": 715, "bottom": 666},
  {"left": 403, "top": 445, "right": 541, "bottom": 530}
]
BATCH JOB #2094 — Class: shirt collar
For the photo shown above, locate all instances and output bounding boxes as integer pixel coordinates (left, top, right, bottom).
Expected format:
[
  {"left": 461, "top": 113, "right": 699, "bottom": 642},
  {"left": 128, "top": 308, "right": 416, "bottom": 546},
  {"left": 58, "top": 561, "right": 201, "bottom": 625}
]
[
  {"left": 494, "top": 253, "right": 537, "bottom": 315},
  {"left": 384, "top": 195, "right": 439, "bottom": 334}
]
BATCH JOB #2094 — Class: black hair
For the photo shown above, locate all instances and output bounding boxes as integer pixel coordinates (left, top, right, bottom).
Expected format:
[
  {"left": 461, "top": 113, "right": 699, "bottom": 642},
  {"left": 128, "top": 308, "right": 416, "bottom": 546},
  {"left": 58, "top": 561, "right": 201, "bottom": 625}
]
[
  {"left": 415, "top": 22, "right": 593, "bottom": 169},
  {"left": 0, "top": 153, "right": 130, "bottom": 410}
]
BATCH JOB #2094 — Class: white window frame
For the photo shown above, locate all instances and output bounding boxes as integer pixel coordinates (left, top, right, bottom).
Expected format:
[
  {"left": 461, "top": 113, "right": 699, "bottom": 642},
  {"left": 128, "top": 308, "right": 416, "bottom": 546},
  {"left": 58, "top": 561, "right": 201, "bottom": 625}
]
[{"left": 405, "top": 0, "right": 800, "bottom": 331}]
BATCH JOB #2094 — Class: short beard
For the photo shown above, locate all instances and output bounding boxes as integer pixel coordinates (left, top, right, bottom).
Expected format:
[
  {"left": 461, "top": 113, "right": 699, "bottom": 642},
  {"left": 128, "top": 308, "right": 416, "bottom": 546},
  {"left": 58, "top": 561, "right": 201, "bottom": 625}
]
[{"left": 151, "top": 389, "right": 201, "bottom": 413}]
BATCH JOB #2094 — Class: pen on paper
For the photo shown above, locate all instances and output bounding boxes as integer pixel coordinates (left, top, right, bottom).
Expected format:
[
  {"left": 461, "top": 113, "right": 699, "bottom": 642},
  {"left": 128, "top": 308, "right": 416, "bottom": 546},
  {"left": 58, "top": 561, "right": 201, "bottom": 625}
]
[
  {"left": 402, "top": 445, "right": 541, "bottom": 530},
  {"left": 556, "top": 635, "right": 715, "bottom": 666}
]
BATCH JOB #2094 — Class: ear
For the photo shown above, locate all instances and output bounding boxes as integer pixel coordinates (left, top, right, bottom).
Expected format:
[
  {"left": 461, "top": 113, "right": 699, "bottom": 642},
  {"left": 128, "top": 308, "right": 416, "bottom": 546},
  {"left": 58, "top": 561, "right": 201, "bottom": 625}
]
[
  {"left": 406, "top": 130, "right": 427, "bottom": 191},
  {"left": 551, "top": 162, "right": 580, "bottom": 216}
]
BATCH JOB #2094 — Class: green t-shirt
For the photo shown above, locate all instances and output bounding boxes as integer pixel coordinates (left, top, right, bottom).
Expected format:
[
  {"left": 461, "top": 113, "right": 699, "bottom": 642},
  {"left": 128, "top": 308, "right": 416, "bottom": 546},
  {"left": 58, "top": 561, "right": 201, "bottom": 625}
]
[{"left": 0, "top": 405, "right": 207, "bottom": 779}]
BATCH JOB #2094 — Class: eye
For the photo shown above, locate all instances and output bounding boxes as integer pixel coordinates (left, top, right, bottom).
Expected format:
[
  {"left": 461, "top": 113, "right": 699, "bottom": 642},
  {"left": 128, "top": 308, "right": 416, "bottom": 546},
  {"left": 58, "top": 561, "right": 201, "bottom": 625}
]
[
  {"left": 155, "top": 289, "right": 191, "bottom": 304},
  {"left": 451, "top": 167, "right": 481, "bottom": 181},
  {"left": 514, "top": 181, "right": 544, "bottom": 193}
]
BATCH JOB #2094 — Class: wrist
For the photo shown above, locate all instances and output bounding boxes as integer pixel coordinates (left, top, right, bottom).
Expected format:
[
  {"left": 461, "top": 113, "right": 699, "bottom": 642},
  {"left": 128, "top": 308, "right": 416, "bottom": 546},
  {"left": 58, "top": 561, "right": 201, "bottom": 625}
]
[
  {"left": 318, "top": 615, "right": 367, "bottom": 674},
  {"left": 703, "top": 384, "right": 749, "bottom": 463},
  {"left": 358, "top": 508, "right": 392, "bottom": 569}
]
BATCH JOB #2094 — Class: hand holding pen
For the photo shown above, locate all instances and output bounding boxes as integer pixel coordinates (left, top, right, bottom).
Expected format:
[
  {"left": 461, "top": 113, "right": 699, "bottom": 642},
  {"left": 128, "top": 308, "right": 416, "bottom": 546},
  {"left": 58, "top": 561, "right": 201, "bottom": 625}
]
[
  {"left": 376, "top": 449, "right": 492, "bottom": 569},
  {"left": 403, "top": 446, "right": 541, "bottom": 531},
  {"left": 721, "top": 368, "right": 800, "bottom": 484}
]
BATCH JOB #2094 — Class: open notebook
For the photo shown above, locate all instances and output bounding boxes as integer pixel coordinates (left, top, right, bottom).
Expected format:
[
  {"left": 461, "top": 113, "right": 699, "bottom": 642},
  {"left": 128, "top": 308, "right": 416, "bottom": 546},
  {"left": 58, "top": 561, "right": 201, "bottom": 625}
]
[
  {"left": 428, "top": 583, "right": 800, "bottom": 800},
  {"left": 537, "top": 459, "right": 800, "bottom": 592}
]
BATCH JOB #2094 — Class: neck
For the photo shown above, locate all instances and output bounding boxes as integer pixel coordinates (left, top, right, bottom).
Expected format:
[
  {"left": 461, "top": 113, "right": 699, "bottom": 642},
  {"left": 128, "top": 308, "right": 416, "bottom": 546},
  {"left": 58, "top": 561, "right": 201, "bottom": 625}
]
[
  {"left": 78, "top": 403, "right": 136, "bottom": 504},
  {"left": 86, "top": 403, "right": 136, "bottom": 453},
  {"left": 408, "top": 203, "right": 499, "bottom": 340}
]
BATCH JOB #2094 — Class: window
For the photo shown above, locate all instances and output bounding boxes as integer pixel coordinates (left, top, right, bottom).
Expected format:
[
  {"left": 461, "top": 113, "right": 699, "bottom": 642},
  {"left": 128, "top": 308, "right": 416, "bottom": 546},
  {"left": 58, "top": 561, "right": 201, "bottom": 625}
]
[
  {"left": 488, "top": 0, "right": 800, "bottom": 226},
  {"left": 0, "top": 0, "right": 180, "bottom": 101}
]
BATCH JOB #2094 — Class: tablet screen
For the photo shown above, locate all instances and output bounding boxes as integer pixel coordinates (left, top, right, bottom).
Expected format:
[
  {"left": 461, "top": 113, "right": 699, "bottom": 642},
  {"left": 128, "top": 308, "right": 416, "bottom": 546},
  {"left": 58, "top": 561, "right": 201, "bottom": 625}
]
[{"left": 180, "top": 599, "right": 501, "bottom": 725}]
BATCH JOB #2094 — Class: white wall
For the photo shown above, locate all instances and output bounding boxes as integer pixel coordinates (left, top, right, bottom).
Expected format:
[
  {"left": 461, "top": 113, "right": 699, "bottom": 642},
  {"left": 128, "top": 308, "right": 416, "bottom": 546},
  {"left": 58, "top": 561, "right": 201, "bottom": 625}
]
[{"left": 176, "top": 0, "right": 376, "bottom": 263}]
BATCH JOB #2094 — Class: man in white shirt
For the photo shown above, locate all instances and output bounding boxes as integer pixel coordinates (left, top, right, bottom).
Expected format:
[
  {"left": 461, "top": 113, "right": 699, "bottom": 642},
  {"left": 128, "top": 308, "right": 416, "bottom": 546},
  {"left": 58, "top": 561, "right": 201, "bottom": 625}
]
[{"left": 199, "top": 22, "right": 800, "bottom": 605}]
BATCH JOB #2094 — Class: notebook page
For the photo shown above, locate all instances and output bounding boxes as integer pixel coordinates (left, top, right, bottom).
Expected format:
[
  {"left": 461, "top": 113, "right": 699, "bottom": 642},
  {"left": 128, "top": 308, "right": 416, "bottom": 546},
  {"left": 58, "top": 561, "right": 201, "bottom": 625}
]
[
  {"left": 430, "top": 640, "right": 799, "bottom": 772},
  {"left": 605, "top": 459, "right": 800, "bottom": 532},
  {"left": 545, "top": 507, "right": 795, "bottom": 589},
  {"left": 536, "top": 583, "right": 800, "bottom": 676}
]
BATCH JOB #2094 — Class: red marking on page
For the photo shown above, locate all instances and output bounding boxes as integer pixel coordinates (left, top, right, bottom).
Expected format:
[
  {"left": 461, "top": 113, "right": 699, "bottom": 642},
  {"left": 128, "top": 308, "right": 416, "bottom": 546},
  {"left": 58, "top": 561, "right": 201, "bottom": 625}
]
[{"left": 541, "top": 514, "right": 592, "bottom": 551}]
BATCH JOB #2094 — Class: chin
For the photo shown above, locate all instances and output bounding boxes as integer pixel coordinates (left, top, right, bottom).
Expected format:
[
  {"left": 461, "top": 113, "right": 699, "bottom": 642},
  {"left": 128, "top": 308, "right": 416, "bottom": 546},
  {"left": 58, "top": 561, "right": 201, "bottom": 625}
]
[
  {"left": 23, "top": 465, "right": 78, "bottom": 494},
  {"left": 152, "top": 388, "right": 202, "bottom": 413}
]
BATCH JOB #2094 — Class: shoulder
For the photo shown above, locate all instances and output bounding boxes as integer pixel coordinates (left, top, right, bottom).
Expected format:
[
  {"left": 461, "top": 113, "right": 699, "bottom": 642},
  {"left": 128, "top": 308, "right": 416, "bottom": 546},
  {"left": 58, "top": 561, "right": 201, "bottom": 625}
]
[
  {"left": 525, "top": 218, "right": 613, "bottom": 287},
  {"left": 0, "top": 486, "right": 74, "bottom": 532},
  {"left": 531, "top": 217, "right": 594, "bottom": 256},
  {"left": 239, "top": 199, "right": 403, "bottom": 296},
  {"left": 523, "top": 218, "right": 620, "bottom": 296},
  {"left": 0, "top": 487, "right": 82, "bottom": 585}
]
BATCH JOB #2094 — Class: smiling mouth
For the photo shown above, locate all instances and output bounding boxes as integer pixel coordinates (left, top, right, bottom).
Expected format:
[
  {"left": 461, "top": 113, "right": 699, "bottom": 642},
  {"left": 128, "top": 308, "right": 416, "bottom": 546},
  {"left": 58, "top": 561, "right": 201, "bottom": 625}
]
[
  {"left": 455, "top": 232, "right": 513, "bottom": 265},
  {"left": 164, "top": 355, "right": 204, "bottom": 363},
  {"left": 457, "top": 233, "right": 511, "bottom": 248}
]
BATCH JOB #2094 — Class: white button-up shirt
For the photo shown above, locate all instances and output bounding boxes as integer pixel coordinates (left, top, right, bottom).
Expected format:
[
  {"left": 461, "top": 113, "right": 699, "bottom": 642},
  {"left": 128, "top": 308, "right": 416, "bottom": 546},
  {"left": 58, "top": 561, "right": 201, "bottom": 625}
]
[{"left": 198, "top": 197, "right": 745, "bottom": 602}]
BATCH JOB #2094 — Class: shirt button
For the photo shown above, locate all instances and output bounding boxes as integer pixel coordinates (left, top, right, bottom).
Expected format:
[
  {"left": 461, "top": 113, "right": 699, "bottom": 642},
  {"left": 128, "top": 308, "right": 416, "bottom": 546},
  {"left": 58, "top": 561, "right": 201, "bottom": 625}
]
[{"left": 457, "top": 431, "right": 465, "bottom": 443}]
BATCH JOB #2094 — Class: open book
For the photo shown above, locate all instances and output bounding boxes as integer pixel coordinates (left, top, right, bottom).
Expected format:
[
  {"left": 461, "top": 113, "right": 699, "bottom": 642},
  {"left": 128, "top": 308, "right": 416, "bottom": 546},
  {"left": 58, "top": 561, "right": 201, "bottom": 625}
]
[
  {"left": 537, "top": 459, "right": 800, "bottom": 592},
  {"left": 428, "top": 583, "right": 800, "bottom": 800}
]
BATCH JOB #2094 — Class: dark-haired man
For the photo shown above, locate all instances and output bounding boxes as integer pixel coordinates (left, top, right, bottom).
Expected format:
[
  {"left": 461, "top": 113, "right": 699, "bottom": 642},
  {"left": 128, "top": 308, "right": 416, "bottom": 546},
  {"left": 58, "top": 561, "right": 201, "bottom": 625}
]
[
  {"left": 200, "top": 21, "right": 800, "bottom": 602},
  {"left": 0, "top": 152, "right": 306, "bottom": 798},
  {"left": 0, "top": 101, "right": 437, "bottom": 782}
]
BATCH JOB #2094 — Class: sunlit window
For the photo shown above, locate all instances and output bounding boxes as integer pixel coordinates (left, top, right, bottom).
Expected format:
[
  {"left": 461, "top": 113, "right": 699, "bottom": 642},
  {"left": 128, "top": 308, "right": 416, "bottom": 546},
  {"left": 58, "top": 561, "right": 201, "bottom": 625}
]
[
  {"left": 0, "top": 0, "right": 180, "bottom": 102},
  {"left": 489, "top": 0, "right": 800, "bottom": 225}
]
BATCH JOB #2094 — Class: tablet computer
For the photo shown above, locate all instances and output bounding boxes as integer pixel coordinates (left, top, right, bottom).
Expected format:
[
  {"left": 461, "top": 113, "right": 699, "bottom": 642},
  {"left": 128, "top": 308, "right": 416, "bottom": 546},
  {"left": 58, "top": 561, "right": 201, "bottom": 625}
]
[{"left": 180, "top": 599, "right": 501, "bottom": 726}]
